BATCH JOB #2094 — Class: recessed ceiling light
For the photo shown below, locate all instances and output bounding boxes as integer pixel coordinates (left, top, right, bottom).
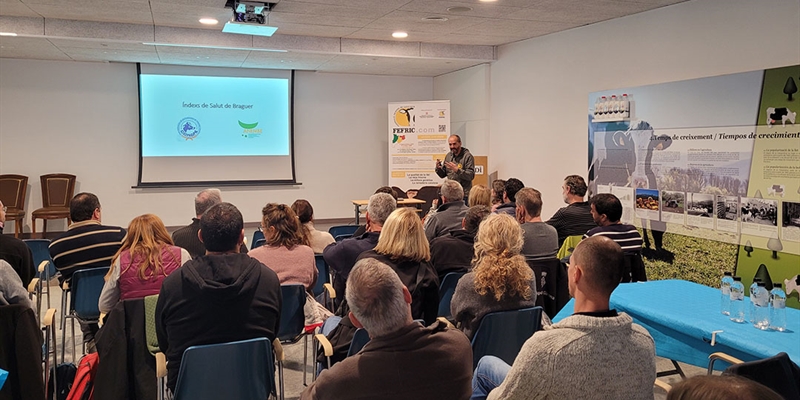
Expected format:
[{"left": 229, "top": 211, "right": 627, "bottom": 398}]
[
  {"left": 446, "top": 6, "right": 472, "bottom": 12},
  {"left": 0, "top": 32, "right": 18, "bottom": 37},
  {"left": 392, "top": 31, "right": 408, "bottom": 39},
  {"left": 199, "top": 18, "right": 218, "bottom": 25},
  {"left": 422, "top": 16, "right": 448, "bottom": 22}
]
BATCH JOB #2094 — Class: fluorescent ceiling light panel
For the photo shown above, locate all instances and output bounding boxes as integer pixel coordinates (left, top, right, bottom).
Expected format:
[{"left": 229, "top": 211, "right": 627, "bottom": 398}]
[{"left": 222, "top": 21, "right": 277, "bottom": 36}]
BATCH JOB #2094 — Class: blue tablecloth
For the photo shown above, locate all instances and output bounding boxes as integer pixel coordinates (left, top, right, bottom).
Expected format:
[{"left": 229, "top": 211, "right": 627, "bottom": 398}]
[{"left": 554, "top": 280, "right": 800, "bottom": 369}]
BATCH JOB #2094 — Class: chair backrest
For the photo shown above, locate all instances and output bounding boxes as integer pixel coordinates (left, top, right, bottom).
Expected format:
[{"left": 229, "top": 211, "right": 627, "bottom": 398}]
[
  {"left": 328, "top": 225, "right": 359, "bottom": 239},
  {"left": 391, "top": 186, "right": 407, "bottom": 199},
  {"left": 624, "top": 253, "right": 647, "bottom": 283},
  {"left": 471, "top": 306, "right": 543, "bottom": 368},
  {"left": 438, "top": 272, "right": 466, "bottom": 319},
  {"left": 526, "top": 258, "right": 570, "bottom": 319},
  {"left": 556, "top": 235, "right": 583, "bottom": 260},
  {"left": 313, "top": 255, "right": 329, "bottom": 297},
  {"left": 70, "top": 267, "right": 110, "bottom": 320},
  {"left": 415, "top": 186, "right": 441, "bottom": 216},
  {"left": 723, "top": 352, "right": 800, "bottom": 400},
  {"left": 347, "top": 328, "right": 371, "bottom": 357},
  {"left": 277, "top": 284, "right": 306, "bottom": 342},
  {"left": 173, "top": 338, "right": 276, "bottom": 400},
  {"left": 334, "top": 234, "right": 352, "bottom": 242},
  {"left": 24, "top": 239, "right": 57, "bottom": 279},
  {"left": 0, "top": 174, "right": 28, "bottom": 210},
  {"left": 144, "top": 294, "right": 160, "bottom": 355},
  {"left": 250, "top": 229, "right": 265, "bottom": 250},
  {"left": 253, "top": 238, "right": 266, "bottom": 248},
  {"left": 39, "top": 174, "right": 76, "bottom": 208}
]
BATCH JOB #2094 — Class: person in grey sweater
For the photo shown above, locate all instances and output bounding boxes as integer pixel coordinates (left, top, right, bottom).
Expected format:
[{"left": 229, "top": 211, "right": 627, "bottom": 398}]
[
  {"left": 451, "top": 213, "right": 536, "bottom": 339},
  {"left": 515, "top": 187, "right": 559, "bottom": 260},
  {"left": 471, "top": 236, "right": 656, "bottom": 400},
  {"left": 424, "top": 179, "right": 469, "bottom": 242},
  {"left": 0, "top": 259, "right": 33, "bottom": 309}
]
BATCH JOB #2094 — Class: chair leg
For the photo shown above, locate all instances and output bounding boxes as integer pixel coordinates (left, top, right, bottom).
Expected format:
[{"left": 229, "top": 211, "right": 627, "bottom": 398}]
[
  {"left": 61, "top": 316, "right": 67, "bottom": 364},
  {"left": 71, "top": 319, "right": 76, "bottom": 363},
  {"left": 14, "top": 218, "right": 22, "bottom": 238},
  {"left": 32, "top": 218, "right": 37, "bottom": 239},
  {"left": 278, "top": 361, "right": 285, "bottom": 400},
  {"left": 42, "top": 219, "right": 48, "bottom": 239},
  {"left": 303, "top": 334, "right": 309, "bottom": 386}
]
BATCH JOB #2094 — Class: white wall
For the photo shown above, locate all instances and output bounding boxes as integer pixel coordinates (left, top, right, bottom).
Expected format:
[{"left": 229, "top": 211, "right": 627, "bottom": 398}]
[
  {"left": 433, "top": 63, "right": 491, "bottom": 158},
  {"left": 0, "top": 59, "right": 432, "bottom": 231},
  {"left": 487, "top": 0, "right": 800, "bottom": 220}
]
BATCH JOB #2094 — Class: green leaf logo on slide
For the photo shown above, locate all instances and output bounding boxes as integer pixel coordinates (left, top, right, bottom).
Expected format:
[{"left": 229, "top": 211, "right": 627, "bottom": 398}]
[{"left": 238, "top": 121, "right": 259, "bottom": 129}]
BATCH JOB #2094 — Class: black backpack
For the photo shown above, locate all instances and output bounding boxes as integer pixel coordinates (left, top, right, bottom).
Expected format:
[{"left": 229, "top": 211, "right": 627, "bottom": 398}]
[{"left": 47, "top": 363, "right": 77, "bottom": 400}]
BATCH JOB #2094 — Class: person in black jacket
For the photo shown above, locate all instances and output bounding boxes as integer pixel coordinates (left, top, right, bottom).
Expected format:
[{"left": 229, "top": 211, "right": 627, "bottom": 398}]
[
  {"left": 155, "top": 202, "right": 281, "bottom": 393},
  {"left": 430, "top": 205, "right": 491, "bottom": 281}
]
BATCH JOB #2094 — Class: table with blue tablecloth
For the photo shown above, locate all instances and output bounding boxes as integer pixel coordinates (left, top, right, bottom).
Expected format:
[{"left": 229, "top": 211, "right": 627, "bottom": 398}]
[{"left": 554, "top": 279, "right": 800, "bottom": 369}]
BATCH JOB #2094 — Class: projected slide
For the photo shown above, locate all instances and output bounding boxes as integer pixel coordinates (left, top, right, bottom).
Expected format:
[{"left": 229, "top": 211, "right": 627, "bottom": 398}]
[
  {"left": 137, "top": 64, "right": 295, "bottom": 185},
  {"left": 140, "top": 75, "right": 289, "bottom": 157}
]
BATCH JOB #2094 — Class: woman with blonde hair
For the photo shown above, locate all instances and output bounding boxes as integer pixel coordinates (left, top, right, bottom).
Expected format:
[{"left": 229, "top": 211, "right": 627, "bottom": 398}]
[
  {"left": 468, "top": 184, "right": 492, "bottom": 207},
  {"left": 356, "top": 207, "right": 440, "bottom": 324},
  {"left": 99, "top": 214, "right": 190, "bottom": 313},
  {"left": 450, "top": 213, "right": 536, "bottom": 338},
  {"left": 249, "top": 203, "right": 329, "bottom": 324}
]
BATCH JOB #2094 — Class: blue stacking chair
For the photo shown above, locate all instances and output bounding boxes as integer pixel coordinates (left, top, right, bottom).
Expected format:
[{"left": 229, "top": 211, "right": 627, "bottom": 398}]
[
  {"left": 438, "top": 272, "right": 466, "bottom": 320},
  {"left": 254, "top": 238, "right": 267, "bottom": 249},
  {"left": 24, "top": 239, "right": 58, "bottom": 312},
  {"left": 471, "top": 306, "right": 543, "bottom": 368},
  {"left": 251, "top": 229, "right": 265, "bottom": 250},
  {"left": 278, "top": 284, "right": 316, "bottom": 386},
  {"left": 173, "top": 338, "right": 280, "bottom": 400},
  {"left": 61, "top": 267, "right": 108, "bottom": 363},
  {"left": 328, "top": 225, "right": 359, "bottom": 241}
]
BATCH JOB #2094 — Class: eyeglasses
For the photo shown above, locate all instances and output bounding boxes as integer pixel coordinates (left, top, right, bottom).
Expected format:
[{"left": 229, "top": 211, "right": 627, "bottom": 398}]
[{"left": 1, "top": 206, "right": 6, "bottom": 213}]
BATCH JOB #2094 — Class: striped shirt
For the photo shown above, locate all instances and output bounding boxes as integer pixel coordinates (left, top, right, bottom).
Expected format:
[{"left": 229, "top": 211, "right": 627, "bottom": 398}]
[
  {"left": 546, "top": 202, "right": 598, "bottom": 246},
  {"left": 49, "top": 220, "right": 126, "bottom": 283},
  {"left": 583, "top": 224, "right": 643, "bottom": 254}
]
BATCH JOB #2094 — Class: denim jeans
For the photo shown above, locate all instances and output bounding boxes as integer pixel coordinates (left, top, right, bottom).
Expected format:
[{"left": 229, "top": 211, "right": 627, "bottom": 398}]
[{"left": 471, "top": 355, "right": 511, "bottom": 400}]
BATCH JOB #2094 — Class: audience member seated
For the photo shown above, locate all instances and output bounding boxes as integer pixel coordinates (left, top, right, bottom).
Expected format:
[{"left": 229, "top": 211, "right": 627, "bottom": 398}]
[
  {"left": 49, "top": 192, "right": 126, "bottom": 346},
  {"left": 515, "top": 188, "right": 559, "bottom": 260},
  {"left": 323, "top": 192, "right": 395, "bottom": 309},
  {"left": 450, "top": 214, "right": 536, "bottom": 339},
  {"left": 546, "top": 175, "right": 597, "bottom": 246},
  {"left": 171, "top": 188, "right": 246, "bottom": 258},
  {"left": 0, "top": 260, "right": 33, "bottom": 309},
  {"left": 351, "top": 186, "right": 397, "bottom": 237},
  {"left": 249, "top": 203, "right": 328, "bottom": 324},
  {"left": 468, "top": 184, "right": 492, "bottom": 207},
  {"left": 494, "top": 178, "right": 524, "bottom": 217},
  {"left": 98, "top": 214, "right": 190, "bottom": 313},
  {"left": 430, "top": 205, "right": 491, "bottom": 281},
  {"left": 0, "top": 200, "right": 35, "bottom": 287},
  {"left": 585, "top": 193, "right": 643, "bottom": 254},
  {"left": 666, "top": 375, "right": 783, "bottom": 400},
  {"left": 292, "top": 199, "right": 335, "bottom": 253},
  {"left": 357, "top": 207, "right": 440, "bottom": 324},
  {"left": 156, "top": 202, "right": 281, "bottom": 394},
  {"left": 490, "top": 179, "right": 505, "bottom": 212},
  {"left": 424, "top": 179, "right": 469, "bottom": 241},
  {"left": 471, "top": 236, "right": 656, "bottom": 400},
  {"left": 302, "top": 258, "right": 472, "bottom": 400}
]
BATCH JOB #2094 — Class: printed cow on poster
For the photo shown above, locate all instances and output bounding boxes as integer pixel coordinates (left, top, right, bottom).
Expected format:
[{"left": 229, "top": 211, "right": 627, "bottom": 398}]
[
  {"left": 767, "top": 185, "right": 785, "bottom": 198},
  {"left": 786, "top": 275, "right": 799, "bottom": 296},
  {"left": 766, "top": 107, "right": 796, "bottom": 127}
]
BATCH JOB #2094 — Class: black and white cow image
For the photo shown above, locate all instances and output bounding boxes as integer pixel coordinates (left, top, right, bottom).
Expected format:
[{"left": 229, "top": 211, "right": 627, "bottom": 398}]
[{"left": 766, "top": 107, "right": 796, "bottom": 127}]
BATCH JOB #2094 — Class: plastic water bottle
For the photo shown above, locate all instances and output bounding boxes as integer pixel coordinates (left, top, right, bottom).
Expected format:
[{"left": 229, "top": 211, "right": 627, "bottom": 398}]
[
  {"left": 730, "top": 277, "right": 745, "bottom": 323},
  {"left": 770, "top": 283, "right": 786, "bottom": 332},
  {"left": 720, "top": 272, "right": 734, "bottom": 315},
  {"left": 752, "top": 282, "right": 770, "bottom": 330},
  {"left": 748, "top": 278, "right": 761, "bottom": 323}
]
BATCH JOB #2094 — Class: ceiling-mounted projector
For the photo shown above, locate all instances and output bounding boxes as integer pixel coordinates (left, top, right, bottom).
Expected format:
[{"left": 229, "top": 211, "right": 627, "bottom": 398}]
[{"left": 223, "top": 1, "right": 278, "bottom": 36}]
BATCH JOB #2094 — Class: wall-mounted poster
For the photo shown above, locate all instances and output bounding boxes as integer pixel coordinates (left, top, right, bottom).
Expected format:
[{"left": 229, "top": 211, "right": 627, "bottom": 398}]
[
  {"left": 388, "top": 100, "right": 450, "bottom": 190},
  {"left": 588, "top": 64, "right": 800, "bottom": 308}
]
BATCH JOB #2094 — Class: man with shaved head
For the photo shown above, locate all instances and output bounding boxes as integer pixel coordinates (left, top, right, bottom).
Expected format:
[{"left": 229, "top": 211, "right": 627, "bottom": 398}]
[{"left": 471, "top": 236, "right": 656, "bottom": 400}]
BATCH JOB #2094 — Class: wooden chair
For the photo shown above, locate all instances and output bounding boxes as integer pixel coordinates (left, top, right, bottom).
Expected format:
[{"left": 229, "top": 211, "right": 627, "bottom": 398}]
[
  {"left": 31, "top": 174, "right": 76, "bottom": 238},
  {"left": 0, "top": 174, "right": 28, "bottom": 238}
]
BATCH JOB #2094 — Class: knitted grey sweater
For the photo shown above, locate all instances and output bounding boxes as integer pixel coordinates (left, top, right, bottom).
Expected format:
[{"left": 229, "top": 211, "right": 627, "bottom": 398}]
[{"left": 487, "top": 313, "right": 656, "bottom": 400}]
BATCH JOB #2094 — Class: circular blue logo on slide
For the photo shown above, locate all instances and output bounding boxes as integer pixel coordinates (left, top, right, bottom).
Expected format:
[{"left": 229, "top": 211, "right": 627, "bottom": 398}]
[{"left": 178, "top": 117, "right": 201, "bottom": 140}]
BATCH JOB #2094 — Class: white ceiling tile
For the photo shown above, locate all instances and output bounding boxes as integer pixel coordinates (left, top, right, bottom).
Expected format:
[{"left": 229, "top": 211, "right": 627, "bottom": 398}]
[
  {"left": 0, "top": 15, "right": 43, "bottom": 35},
  {"left": 253, "top": 34, "right": 340, "bottom": 52},
  {"left": 276, "top": 0, "right": 410, "bottom": 10},
  {"left": 149, "top": 0, "right": 227, "bottom": 7},
  {"left": 48, "top": 37, "right": 154, "bottom": 50},
  {"left": 0, "top": 1, "right": 40, "bottom": 17},
  {"left": 341, "top": 38, "right": 419, "bottom": 57},
  {"left": 0, "top": 35, "right": 68, "bottom": 59},
  {"left": 267, "top": 11, "right": 374, "bottom": 28},
  {"left": 432, "top": 33, "right": 528, "bottom": 46},
  {"left": 241, "top": 50, "right": 335, "bottom": 69},
  {"left": 364, "top": 10, "right": 486, "bottom": 34},
  {"left": 399, "top": 0, "right": 525, "bottom": 19},
  {"left": 155, "top": 26, "right": 252, "bottom": 48},
  {"left": 150, "top": 3, "right": 231, "bottom": 30},
  {"left": 420, "top": 42, "right": 493, "bottom": 60},
  {"left": 270, "top": 1, "right": 391, "bottom": 20},
  {"left": 459, "top": 18, "right": 577, "bottom": 37},
  {"left": 46, "top": 19, "right": 154, "bottom": 41},
  {"left": 345, "top": 28, "right": 442, "bottom": 43},
  {"left": 24, "top": 3, "right": 153, "bottom": 24},
  {"left": 264, "top": 22, "right": 359, "bottom": 38}
]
